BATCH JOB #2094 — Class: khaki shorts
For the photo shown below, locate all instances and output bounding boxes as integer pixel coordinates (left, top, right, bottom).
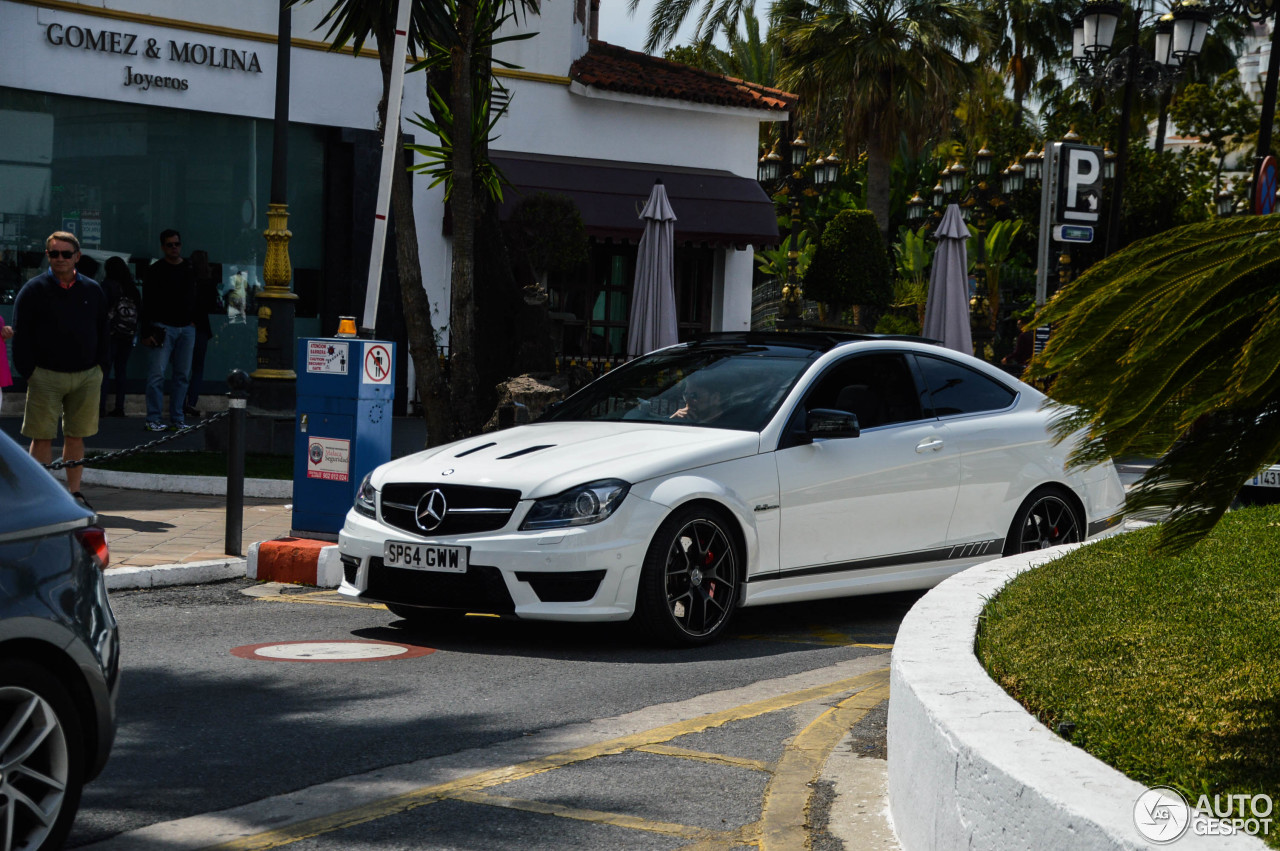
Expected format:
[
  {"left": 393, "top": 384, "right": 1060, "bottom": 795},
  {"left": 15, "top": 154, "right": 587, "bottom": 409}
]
[{"left": 22, "top": 365, "right": 103, "bottom": 440}]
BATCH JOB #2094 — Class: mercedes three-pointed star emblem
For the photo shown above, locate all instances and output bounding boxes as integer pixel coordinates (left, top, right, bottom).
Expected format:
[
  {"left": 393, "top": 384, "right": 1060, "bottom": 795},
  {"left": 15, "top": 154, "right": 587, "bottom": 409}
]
[{"left": 415, "top": 489, "right": 448, "bottom": 532}]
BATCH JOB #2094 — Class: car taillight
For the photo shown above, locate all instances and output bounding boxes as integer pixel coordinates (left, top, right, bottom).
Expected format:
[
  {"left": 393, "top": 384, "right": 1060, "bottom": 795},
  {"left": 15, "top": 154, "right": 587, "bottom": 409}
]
[{"left": 75, "top": 526, "right": 110, "bottom": 570}]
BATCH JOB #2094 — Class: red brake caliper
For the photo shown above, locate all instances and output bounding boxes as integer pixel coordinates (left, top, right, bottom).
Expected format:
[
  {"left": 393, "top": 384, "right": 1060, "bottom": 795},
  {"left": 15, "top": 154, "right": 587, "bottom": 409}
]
[{"left": 705, "top": 548, "right": 716, "bottom": 598}]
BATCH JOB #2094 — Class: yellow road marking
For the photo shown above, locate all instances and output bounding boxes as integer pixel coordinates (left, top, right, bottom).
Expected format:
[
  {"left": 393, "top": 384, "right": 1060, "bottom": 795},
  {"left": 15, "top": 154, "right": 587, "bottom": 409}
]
[
  {"left": 634, "top": 744, "right": 772, "bottom": 772},
  {"left": 254, "top": 595, "right": 385, "bottom": 611},
  {"left": 203, "top": 667, "right": 890, "bottom": 850},
  {"left": 450, "top": 790, "right": 714, "bottom": 839},
  {"left": 758, "top": 676, "right": 891, "bottom": 851},
  {"left": 255, "top": 592, "right": 502, "bottom": 618}
]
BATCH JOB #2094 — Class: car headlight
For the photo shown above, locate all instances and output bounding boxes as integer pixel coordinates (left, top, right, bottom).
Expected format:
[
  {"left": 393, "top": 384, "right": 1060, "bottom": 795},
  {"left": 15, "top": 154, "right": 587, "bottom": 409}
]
[
  {"left": 520, "top": 479, "right": 630, "bottom": 530},
  {"left": 354, "top": 473, "right": 377, "bottom": 518}
]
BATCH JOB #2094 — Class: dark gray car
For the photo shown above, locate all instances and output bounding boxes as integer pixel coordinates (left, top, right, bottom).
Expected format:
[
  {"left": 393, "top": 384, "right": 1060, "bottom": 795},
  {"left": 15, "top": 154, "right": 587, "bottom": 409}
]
[{"left": 0, "top": 430, "right": 120, "bottom": 850}]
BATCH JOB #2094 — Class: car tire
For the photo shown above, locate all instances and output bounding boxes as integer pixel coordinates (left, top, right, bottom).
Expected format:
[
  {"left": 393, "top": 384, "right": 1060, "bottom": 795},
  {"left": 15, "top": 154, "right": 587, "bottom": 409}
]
[
  {"left": 1003, "top": 486, "right": 1085, "bottom": 556},
  {"left": 636, "top": 506, "right": 742, "bottom": 647},
  {"left": 385, "top": 603, "right": 467, "bottom": 629},
  {"left": 0, "top": 659, "right": 86, "bottom": 851}
]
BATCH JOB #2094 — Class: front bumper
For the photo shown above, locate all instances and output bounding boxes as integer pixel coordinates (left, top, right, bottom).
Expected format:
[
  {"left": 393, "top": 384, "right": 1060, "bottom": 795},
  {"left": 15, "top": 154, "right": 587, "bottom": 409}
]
[{"left": 337, "top": 494, "right": 667, "bottom": 622}]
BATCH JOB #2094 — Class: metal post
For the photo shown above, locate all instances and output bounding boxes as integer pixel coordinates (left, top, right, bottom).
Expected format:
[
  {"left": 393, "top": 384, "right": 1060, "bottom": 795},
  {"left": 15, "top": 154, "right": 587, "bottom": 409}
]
[
  {"left": 361, "top": 0, "right": 414, "bottom": 335},
  {"left": 225, "top": 370, "right": 251, "bottom": 557},
  {"left": 1036, "top": 144, "right": 1059, "bottom": 307},
  {"left": 1105, "top": 11, "right": 1141, "bottom": 257}
]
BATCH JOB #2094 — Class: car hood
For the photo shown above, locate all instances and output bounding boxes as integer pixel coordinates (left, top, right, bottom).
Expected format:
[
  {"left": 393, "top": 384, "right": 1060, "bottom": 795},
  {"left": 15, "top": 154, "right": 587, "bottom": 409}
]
[{"left": 372, "top": 421, "right": 763, "bottom": 498}]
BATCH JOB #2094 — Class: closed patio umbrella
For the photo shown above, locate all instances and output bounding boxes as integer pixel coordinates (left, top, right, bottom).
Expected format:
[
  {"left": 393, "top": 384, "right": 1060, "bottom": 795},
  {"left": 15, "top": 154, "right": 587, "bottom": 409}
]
[
  {"left": 922, "top": 203, "right": 973, "bottom": 355},
  {"left": 627, "top": 179, "right": 679, "bottom": 358}
]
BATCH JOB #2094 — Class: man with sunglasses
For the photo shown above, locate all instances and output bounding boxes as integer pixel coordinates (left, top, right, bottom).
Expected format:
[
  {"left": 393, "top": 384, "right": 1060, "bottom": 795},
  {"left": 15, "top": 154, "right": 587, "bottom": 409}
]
[
  {"left": 11, "top": 231, "right": 109, "bottom": 508},
  {"left": 141, "top": 228, "right": 198, "bottom": 431}
]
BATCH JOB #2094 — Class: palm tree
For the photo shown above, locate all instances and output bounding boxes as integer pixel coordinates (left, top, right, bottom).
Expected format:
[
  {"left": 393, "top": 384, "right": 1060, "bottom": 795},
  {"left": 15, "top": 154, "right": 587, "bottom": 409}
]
[
  {"left": 720, "top": 3, "right": 777, "bottom": 84},
  {"left": 773, "top": 0, "right": 988, "bottom": 235},
  {"left": 1026, "top": 214, "right": 1280, "bottom": 553},
  {"left": 634, "top": 0, "right": 756, "bottom": 52},
  {"left": 287, "top": 0, "right": 454, "bottom": 445},
  {"left": 291, "top": 0, "right": 537, "bottom": 444},
  {"left": 978, "top": 0, "right": 1072, "bottom": 114}
]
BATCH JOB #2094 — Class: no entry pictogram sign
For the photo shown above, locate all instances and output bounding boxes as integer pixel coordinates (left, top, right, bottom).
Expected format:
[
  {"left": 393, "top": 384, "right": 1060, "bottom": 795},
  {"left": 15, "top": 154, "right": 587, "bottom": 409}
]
[{"left": 363, "top": 343, "right": 392, "bottom": 385}]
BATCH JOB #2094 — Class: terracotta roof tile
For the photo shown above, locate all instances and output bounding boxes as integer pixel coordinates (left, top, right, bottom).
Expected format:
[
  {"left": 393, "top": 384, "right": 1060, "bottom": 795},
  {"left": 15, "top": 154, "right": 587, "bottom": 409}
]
[{"left": 570, "top": 40, "right": 795, "bottom": 112}]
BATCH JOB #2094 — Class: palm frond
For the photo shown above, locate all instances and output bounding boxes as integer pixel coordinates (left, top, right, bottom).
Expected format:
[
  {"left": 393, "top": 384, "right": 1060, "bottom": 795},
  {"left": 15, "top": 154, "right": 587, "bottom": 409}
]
[{"left": 1027, "top": 214, "right": 1280, "bottom": 551}]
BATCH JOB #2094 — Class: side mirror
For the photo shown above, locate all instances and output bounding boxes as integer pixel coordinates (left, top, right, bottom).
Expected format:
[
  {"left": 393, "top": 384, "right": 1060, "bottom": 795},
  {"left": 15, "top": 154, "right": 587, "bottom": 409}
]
[{"left": 806, "top": 408, "right": 860, "bottom": 439}]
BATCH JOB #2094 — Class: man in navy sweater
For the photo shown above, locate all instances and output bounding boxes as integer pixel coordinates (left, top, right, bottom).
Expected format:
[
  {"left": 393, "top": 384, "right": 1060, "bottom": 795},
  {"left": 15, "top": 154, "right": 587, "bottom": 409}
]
[{"left": 12, "top": 231, "right": 109, "bottom": 507}]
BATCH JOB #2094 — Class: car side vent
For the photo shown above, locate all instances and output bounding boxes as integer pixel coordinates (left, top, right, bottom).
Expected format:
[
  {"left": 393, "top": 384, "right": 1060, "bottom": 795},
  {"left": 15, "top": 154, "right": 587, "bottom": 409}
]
[
  {"left": 497, "top": 445, "right": 554, "bottom": 460},
  {"left": 455, "top": 442, "right": 496, "bottom": 458}
]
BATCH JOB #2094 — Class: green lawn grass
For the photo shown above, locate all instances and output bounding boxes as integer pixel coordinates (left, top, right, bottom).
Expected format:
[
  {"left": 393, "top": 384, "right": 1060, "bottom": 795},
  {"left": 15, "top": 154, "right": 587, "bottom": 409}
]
[
  {"left": 88, "top": 451, "right": 293, "bottom": 480},
  {"left": 977, "top": 506, "right": 1280, "bottom": 845}
]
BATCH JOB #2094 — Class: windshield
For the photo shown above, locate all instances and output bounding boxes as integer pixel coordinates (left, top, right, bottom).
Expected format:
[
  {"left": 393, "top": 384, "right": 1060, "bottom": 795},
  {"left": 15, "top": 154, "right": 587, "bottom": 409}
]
[{"left": 543, "top": 344, "right": 816, "bottom": 431}]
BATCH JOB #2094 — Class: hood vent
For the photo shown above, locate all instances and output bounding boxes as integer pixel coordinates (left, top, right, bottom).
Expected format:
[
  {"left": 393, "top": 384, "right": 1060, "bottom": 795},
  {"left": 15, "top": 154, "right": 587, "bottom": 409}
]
[
  {"left": 497, "top": 444, "right": 555, "bottom": 460},
  {"left": 455, "top": 442, "right": 496, "bottom": 458}
]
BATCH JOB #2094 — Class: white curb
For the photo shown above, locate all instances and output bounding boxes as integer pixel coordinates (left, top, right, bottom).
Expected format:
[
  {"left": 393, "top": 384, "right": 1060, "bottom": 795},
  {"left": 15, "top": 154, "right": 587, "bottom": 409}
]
[
  {"left": 887, "top": 544, "right": 1266, "bottom": 850},
  {"left": 80, "top": 468, "right": 291, "bottom": 498},
  {"left": 105, "top": 558, "right": 247, "bottom": 591}
]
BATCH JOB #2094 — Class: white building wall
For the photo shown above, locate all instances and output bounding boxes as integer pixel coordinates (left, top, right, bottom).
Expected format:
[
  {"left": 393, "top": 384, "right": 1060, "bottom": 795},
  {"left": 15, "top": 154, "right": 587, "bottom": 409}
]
[{"left": 1, "top": 0, "right": 779, "bottom": 342}]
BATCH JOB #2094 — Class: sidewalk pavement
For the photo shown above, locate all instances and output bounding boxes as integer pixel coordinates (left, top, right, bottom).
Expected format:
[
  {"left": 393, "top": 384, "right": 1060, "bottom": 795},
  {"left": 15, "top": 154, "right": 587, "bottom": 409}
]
[
  {"left": 0, "top": 408, "right": 434, "bottom": 589},
  {"left": 83, "top": 483, "right": 294, "bottom": 589}
]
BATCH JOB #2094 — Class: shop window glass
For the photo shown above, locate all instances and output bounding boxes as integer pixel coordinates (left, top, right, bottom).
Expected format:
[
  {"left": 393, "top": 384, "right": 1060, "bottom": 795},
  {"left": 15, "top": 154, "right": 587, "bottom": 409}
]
[{"left": 0, "top": 87, "right": 324, "bottom": 317}]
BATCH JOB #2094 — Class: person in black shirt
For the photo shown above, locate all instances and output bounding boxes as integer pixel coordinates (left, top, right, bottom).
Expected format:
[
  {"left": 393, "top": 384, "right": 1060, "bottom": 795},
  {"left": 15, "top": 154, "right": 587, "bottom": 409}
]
[
  {"left": 12, "top": 231, "right": 109, "bottom": 506},
  {"left": 141, "top": 229, "right": 197, "bottom": 431},
  {"left": 100, "top": 256, "right": 142, "bottom": 417}
]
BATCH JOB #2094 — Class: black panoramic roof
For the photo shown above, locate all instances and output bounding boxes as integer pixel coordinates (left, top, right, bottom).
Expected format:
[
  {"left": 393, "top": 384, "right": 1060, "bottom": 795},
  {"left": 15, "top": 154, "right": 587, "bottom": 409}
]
[{"left": 688, "top": 331, "right": 941, "bottom": 352}]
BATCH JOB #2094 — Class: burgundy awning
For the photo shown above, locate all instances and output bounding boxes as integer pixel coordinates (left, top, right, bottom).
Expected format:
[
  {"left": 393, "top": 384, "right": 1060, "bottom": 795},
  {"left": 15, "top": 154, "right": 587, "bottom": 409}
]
[{"left": 487, "top": 151, "right": 780, "bottom": 249}]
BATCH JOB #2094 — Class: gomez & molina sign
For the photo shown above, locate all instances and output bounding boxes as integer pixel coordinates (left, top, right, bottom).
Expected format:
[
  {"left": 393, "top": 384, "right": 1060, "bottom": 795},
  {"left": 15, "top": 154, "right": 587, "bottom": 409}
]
[{"left": 44, "top": 22, "right": 263, "bottom": 93}]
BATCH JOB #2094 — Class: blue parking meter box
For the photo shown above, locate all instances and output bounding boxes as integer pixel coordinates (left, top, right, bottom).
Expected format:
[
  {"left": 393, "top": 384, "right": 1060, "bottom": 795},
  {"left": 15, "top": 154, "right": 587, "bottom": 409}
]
[{"left": 293, "top": 337, "right": 395, "bottom": 536}]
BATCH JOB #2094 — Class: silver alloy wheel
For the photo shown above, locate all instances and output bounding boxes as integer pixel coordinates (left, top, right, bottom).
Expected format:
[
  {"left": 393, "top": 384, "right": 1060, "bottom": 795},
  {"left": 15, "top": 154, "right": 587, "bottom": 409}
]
[
  {"left": 1017, "top": 494, "right": 1082, "bottom": 552},
  {"left": 663, "top": 517, "right": 739, "bottom": 638},
  {"left": 0, "top": 685, "right": 70, "bottom": 851}
]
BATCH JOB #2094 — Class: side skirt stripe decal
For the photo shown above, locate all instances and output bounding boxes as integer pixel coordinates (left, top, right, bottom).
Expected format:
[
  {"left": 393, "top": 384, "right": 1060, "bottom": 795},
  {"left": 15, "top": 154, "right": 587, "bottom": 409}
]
[{"left": 749, "top": 539, "right": 1003, "bottom": 583}]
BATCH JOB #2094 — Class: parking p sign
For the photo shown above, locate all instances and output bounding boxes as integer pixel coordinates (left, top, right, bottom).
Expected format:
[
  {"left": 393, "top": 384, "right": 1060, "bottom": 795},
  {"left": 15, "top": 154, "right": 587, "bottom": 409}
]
[{"left": 1056, "top": 143, "right": 1104, "bottom": 224}]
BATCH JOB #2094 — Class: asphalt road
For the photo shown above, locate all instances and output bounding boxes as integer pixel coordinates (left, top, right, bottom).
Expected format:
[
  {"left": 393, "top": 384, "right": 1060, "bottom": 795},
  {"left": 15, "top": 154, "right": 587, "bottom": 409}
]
[{"left": 70, "top": 579, "right": 916, "bottom": 849}]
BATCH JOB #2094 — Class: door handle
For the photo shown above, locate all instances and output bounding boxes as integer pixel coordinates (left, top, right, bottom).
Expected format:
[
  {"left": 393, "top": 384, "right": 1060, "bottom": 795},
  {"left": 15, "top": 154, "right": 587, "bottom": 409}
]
[{"left": 916, "top": 438, "right": 945, "bottom": 453}]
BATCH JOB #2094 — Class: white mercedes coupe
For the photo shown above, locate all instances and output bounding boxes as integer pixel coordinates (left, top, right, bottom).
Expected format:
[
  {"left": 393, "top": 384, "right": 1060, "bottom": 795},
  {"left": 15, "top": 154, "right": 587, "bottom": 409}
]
[{"left": 337, "top": 333, "right": 1124, "bottom": 645}]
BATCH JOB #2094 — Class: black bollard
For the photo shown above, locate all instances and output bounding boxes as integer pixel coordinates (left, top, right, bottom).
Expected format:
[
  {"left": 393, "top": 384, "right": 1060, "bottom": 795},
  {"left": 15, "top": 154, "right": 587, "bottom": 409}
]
[{"left": 225, "top": 369, "right": 251, "bottom": 556}]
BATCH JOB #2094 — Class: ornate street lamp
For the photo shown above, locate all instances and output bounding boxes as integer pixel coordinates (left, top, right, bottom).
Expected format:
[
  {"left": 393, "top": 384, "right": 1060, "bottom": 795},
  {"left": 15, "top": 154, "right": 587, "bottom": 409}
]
[
  {"left": 1073, "top": 0, "right": 1207, "bottom": 254},
  {"left": 1216, "top": 189, "right": 1236, "bottom": 216},
  {"left": 757, "top": 146, "right": 783, "bottom": 183},
  {"left": 917, "top": 144, "right": 1029, "bottom": 340},
  {"left": 907, "top": 192, "right": 929, "bottom": 225},
  {"left": 757, "top": 132, "right": 840, "bottom": 324}
]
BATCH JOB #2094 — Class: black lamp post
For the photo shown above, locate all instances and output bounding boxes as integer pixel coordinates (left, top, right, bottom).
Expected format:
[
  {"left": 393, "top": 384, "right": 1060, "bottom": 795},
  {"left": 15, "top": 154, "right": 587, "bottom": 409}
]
[
  {"left": 253, "top": 1, "right": 299, "bottom": 413},
  {"left": 758, "top": 133, "right": 840, "bottom": 324},
  {"left": 1073, "top": 0, "right": 1208, "bottom": 254}
]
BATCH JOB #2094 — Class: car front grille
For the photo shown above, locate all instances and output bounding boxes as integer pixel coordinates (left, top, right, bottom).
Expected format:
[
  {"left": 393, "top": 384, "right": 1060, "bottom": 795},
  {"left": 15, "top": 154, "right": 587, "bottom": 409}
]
[
  {"left": 380, "top": 484, "right": 522, "bottom": 537},
  {"left": 364, "top": 558, "right": 516, "bottom": 614}
]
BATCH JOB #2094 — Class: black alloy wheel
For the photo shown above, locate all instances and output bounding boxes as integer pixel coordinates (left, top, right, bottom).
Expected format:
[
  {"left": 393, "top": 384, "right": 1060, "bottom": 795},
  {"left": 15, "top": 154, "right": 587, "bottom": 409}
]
[
  {"left": 638, "top": 507, "right": 741, "bottom": 646},
  {"left": 1005, "top": 488, "right": 1084, "bottom": 556}
]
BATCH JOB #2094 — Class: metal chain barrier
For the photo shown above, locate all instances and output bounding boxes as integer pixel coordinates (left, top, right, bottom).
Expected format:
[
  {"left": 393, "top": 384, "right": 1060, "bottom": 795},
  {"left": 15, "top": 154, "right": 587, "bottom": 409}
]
[{"left": 44, "top": 409, "right": 231, "bottom": 470}]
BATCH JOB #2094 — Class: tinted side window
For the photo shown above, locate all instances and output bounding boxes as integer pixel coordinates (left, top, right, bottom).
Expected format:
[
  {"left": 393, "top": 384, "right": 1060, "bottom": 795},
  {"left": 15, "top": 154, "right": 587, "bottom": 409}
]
[
  {"left": 804, "top": 353, "right": 924, "bottom": 428},
  {"left": 914, "top": 354, "right": 1016, "bottom": 416}
]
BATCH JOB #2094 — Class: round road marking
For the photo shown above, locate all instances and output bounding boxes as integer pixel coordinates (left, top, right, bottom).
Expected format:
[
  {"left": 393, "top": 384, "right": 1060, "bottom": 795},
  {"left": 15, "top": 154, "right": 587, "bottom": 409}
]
[{"left": 231, "top": 640, "right": 435, "bottom": 662}]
